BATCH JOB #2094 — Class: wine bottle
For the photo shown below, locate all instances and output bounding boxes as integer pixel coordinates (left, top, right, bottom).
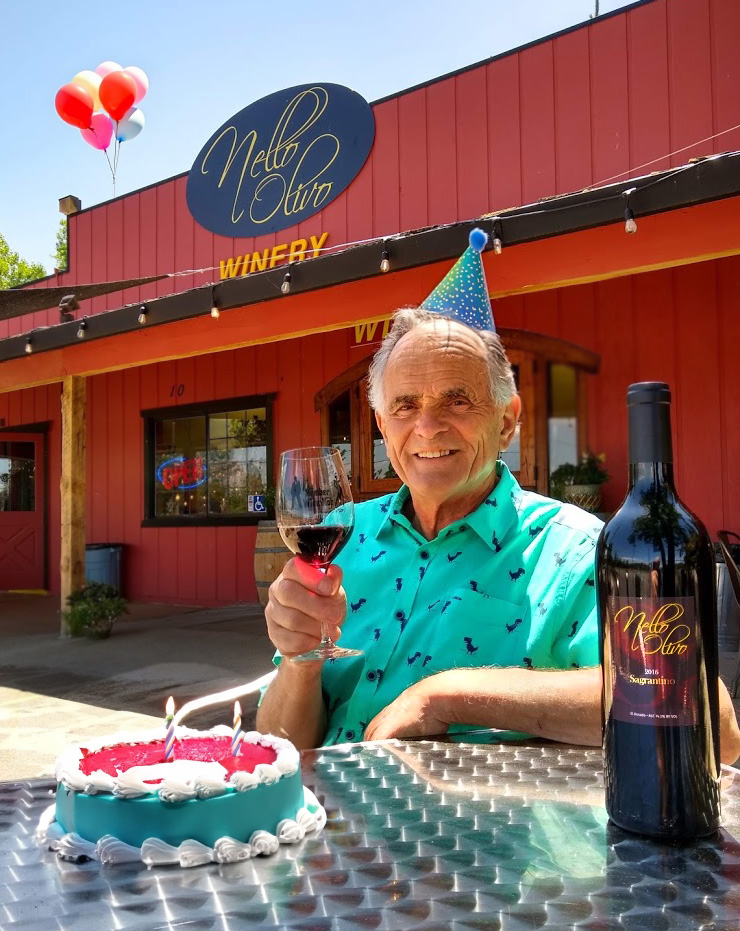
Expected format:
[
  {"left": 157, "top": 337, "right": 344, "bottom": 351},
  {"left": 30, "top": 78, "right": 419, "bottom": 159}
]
[{"left": 597, "top": 382, "right": 721, "bottom": 839}]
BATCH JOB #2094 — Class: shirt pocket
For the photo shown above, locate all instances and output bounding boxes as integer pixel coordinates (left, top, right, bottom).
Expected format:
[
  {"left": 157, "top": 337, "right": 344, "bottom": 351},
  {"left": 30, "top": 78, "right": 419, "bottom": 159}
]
[{"left": 421, "top": 588, "right": 532, "bottom": 673}]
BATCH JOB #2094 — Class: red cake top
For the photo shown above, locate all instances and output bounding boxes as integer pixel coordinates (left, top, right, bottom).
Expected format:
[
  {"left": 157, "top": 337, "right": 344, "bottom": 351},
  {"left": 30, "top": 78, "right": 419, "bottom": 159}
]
[{"left": 79, "top": 736, "right": 278, "bottom": 778}]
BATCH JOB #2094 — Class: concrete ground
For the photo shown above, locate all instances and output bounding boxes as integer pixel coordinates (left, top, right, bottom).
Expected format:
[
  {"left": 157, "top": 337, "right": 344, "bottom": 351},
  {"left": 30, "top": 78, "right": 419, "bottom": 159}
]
[
  {"left": 1, "top": 592, "right": 739, "bottom": 781},
  {"left": 0, "top": 593, "right": 276, "bottom": 781}
]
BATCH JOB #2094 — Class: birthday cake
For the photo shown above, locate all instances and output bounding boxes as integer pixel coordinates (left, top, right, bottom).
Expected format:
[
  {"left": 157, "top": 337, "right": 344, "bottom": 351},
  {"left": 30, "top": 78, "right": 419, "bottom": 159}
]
[{"left": 37, "top": 725, "right": 326, "bottom": 868}]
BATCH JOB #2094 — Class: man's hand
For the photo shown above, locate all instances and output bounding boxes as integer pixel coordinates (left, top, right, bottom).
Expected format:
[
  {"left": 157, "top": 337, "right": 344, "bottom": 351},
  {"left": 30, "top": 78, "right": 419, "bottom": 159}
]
[
  {"left": 718, "top": 679, "right": 740, "bottom": 765},
  {"left": 265, "top": 557, "right": 347, "bottom": 657},
  {"left": 364, "top": 676, "right": 450, "bottom": 741}
]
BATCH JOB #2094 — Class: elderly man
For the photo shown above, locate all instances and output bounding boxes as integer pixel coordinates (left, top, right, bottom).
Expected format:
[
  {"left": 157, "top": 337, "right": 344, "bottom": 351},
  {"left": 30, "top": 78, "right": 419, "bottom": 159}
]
[{"left": 257, "top": 231, "right": 740, "bottom": 762}]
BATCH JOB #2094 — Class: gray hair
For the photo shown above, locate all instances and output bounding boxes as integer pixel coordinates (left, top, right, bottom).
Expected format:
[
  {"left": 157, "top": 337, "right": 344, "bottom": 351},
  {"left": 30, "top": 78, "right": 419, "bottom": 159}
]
[{"left": 367, "top": 307, "right": 517, "bottom": 411}]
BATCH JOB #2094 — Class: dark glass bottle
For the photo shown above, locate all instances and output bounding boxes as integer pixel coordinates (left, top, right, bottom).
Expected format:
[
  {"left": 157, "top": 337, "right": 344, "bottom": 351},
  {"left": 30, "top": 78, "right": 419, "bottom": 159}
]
[{"left": 597, "top": 382, "right": 720, "bottom": 839}]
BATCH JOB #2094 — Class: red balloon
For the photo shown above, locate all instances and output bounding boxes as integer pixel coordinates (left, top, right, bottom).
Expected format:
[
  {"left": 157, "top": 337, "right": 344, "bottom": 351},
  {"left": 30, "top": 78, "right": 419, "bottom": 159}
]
[
  {"left": 55, "top": 83, "right": 94, "bottom": 130},
  {"left": 99, "top": 71, "right": 137, "bottom": 121}
]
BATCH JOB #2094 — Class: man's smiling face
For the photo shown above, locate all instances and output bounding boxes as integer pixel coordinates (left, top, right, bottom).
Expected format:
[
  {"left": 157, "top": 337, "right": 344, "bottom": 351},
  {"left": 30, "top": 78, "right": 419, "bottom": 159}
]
[{"left": 375, "top": 319, "right": 517, "bottom": 509}]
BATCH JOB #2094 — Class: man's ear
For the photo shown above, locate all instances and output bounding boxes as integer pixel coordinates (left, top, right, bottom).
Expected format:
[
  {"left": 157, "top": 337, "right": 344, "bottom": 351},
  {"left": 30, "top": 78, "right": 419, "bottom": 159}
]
[
  {"left": 499, "top": 394, "right": 521, "bottom": 452},
  {"left": 375, "top": 408, "right": 386, "bottom": 441}
]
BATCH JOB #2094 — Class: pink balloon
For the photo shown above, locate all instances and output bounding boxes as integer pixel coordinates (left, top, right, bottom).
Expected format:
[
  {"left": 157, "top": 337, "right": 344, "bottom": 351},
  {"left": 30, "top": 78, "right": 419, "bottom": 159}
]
[
  {"left": 123, "top": 65, "right": 149, "bottom": 104},
  {"left": 95, "top": 60, "right": 122, "bottom": 78},
  {"left": 81, "top": 112, "right": 114, "bottom": 150}
]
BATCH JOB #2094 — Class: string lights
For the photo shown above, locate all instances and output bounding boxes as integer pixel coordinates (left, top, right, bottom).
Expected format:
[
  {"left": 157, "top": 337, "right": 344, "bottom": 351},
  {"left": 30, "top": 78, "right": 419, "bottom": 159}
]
[
  {"left": 623, "top": 187, "right": 638, "bottom": 234},
  {"left": 210, "top": 288, "right": 220, "bottom": 319},
  {"left": 24, "top": 336, "right": 33, "bottom": 354},
  {"left": 76, "top": 318, "right": 88, "bottom": 339},
  {"left": 137, "top": 304, "right": 148, "bottom": 324}
]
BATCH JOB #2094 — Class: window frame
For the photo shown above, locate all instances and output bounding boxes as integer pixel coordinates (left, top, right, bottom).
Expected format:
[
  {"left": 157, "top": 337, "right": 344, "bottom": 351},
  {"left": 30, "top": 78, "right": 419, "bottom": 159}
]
[{"left": 141, "top": 393, "right": 276, "bottom": 527}]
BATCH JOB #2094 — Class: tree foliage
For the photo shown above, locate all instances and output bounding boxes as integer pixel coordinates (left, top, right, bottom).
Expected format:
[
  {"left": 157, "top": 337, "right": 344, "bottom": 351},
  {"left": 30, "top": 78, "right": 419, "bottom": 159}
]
[
  {"left": 0, "top": 232, "right": 45, "bottom": 288},
  {"left": 54, "top": 219, "right": 68, "bottom": 272}
]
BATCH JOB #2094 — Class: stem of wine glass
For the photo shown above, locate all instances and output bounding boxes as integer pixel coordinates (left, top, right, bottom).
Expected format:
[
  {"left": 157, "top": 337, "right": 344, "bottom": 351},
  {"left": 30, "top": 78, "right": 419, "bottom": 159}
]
[{"left": 318, "top": 568, "right": 335, "bottom": 648}]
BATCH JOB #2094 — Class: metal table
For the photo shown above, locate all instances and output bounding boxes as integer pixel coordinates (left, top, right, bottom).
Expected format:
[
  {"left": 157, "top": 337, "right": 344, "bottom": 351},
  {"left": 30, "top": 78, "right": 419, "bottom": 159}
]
[{"left": 2, "top": 739, "right": 740, "bottom": 930}]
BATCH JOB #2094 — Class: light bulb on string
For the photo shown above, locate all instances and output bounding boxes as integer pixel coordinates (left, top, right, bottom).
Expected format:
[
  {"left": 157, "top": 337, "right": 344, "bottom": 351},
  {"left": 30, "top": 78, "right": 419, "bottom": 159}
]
[
  {"left": 623, "top": 187, "right": 637, "bottom": 234},
  {"left": 281, "top": 265, "right": 292, "bottom": 294},
  {"left": 138, "top": 305, "right": 148, "bottom": 324},
  {"left": 77, "top": 318, "right": 88, "bottom": 339},
  {"left": 380, "top": 240, "right": 390, "bottom": 273},
  {"left": 210, "top": 287, "right": 220, "bottom": 319},
  {"left": 24, "top": 336, "right": 33, "bottom": 355},
  {"left": 492, "top": 218, "right": 503, "bottom": 255}
]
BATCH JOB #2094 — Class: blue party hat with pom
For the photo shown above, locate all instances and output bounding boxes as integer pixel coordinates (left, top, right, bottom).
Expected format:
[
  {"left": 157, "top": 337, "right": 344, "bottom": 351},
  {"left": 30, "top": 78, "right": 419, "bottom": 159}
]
[{"left": 420, "top": 227, "right": 495, "bottom": 331}]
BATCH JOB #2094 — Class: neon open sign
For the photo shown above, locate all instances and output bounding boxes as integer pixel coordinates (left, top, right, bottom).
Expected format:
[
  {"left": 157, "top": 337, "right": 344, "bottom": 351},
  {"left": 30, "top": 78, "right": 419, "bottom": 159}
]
[{"left": 157, "top": 456, "right": 207, "bottom": 490}]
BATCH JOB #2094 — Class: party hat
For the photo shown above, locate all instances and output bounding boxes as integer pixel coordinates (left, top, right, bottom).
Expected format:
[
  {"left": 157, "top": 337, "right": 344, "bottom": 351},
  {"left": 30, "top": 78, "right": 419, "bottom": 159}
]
[{"left": 420, "top": 228, "right": 495, "bottom": 331}]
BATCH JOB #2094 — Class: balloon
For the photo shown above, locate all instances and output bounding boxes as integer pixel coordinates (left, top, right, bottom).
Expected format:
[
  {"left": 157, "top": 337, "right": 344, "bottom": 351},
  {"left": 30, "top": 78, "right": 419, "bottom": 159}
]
[
  {"left": 72, "top": 69, "right": 102, "bottom": 111},
  {"left": 95, "top": 60, "right": 122, "bottom": 78},
  {"left": 123, "top": 65, "right": 149, "bottom": 104},
  {"left": 81, "top": 112, "right": 114, "bottom": 150},
  {"left": 116, "top": 106, "right": 145, "bottom": 142},
  {"left": 99, "top": 70, "right": 137, "bottom": 121},
  {"left": 55, "top": 83, "right": 94, "bottom": 129}
]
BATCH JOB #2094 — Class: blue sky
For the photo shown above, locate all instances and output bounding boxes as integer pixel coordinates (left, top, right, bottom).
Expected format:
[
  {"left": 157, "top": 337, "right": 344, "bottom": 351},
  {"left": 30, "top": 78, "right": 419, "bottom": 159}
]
[{"left": 2, "top": 0, "right": 633, "bottom": 273}]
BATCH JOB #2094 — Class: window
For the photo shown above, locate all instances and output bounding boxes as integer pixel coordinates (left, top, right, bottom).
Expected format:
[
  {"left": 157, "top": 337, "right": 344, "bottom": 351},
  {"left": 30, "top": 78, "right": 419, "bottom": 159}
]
[
  {"left": 143, "top": 396, "right": 274, "bottom": 525},
  {"left": 548, "top": 363, "right": 579, "bottom": 478},
  {"left": 0, "top": 442, "right": 35, "bottom": 511},
  {"left": 327, "top": 392, "right": 352, "bottom": 481}
]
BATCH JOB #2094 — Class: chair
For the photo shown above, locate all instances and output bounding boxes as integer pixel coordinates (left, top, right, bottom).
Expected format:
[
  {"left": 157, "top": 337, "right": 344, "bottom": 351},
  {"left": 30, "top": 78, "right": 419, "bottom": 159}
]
[{"left": 718, "top": 530, "right": 740, "bottom": 698}]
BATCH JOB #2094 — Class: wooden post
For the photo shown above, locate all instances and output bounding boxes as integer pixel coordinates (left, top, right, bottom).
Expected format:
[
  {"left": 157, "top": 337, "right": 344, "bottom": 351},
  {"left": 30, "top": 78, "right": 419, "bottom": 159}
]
[{"left": 60, "top": 375, "right": 86, "bottom": 635}]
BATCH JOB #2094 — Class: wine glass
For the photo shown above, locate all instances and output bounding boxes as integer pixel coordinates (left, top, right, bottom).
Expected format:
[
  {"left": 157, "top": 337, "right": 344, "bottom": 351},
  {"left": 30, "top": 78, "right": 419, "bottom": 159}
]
[{"left": 276, "top": 446, "right": 362, "bottom": 662}]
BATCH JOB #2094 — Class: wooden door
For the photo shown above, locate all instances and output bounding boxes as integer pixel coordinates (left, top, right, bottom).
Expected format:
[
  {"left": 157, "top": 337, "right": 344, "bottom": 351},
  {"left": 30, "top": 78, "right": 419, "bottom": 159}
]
[{"left": 0, "top": 434, "right": 46, "bottom": 591}]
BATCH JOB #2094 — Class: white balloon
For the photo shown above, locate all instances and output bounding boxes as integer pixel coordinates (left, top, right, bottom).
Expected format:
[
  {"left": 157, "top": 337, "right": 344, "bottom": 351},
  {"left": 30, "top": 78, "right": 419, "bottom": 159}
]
[
  {"left": 124, "top": 65, "right": 149, "bottom": 104},
  {"left": 116, "top": 107, "right": 145, "bottom": 143},
  {"left": 95, "top": 61, "right": 122, "bottom": 78}
]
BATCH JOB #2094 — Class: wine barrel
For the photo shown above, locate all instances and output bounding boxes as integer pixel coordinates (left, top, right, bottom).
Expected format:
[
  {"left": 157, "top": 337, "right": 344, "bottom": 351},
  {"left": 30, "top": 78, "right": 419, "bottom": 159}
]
[{"left": 254, "top": 521, "right": 292, "bottom": 607}]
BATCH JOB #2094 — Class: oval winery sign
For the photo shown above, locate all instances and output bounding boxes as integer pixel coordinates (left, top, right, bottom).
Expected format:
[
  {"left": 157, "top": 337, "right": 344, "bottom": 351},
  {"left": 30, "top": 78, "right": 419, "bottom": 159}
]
[{"left": 187, "top": 84, "right": 375, "bottom": 238}]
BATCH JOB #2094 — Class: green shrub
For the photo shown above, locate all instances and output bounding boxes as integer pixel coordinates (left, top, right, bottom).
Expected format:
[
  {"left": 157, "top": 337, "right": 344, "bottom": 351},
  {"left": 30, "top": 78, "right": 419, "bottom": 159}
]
[
  {"left": 550, "top": 453, "right": 609, "bottom": 500},
  {"left": 62, "top": 582, "right": 127, "bottom": 639}
]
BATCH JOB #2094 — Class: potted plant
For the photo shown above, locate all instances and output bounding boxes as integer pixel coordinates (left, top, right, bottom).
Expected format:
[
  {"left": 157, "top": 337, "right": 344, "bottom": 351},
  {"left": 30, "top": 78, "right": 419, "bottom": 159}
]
[
  {"left": 62, "top": 582, "right": 128, "bottom": 639},
  {"left": 550, "top": 452, "right": 609, "bottom": 513}
]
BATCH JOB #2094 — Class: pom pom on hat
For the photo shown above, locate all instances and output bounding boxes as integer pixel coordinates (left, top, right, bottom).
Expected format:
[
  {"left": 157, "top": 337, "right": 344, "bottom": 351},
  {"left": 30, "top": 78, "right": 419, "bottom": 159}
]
[{"left": 469, "top": 228, "right": 488, "bottom": 253}]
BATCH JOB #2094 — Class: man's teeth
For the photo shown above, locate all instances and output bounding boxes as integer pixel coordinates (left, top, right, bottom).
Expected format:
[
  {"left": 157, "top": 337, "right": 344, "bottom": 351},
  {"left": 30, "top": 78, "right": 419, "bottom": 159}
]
[{"left": 416, "top": 451, "right": 452, "bottom": 458}]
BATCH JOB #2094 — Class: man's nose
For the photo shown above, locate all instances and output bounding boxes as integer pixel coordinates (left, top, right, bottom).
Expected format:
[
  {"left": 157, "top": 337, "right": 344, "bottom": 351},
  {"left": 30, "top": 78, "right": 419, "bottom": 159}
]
[{"left": 414, "top": 408, "right": 446, "bottom": 437}]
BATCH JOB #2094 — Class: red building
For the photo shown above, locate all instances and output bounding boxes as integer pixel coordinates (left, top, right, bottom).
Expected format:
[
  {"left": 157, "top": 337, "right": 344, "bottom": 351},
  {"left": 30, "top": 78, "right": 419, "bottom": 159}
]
[{"left": 1, "top": 0, "right": 739, "bottom": 608}]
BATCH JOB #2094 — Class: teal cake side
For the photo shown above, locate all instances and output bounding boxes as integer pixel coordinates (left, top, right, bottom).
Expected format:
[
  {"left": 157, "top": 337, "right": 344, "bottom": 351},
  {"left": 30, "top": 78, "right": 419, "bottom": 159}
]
[{"left": 55, "top": 768, "right": 305, "bottom": 848}]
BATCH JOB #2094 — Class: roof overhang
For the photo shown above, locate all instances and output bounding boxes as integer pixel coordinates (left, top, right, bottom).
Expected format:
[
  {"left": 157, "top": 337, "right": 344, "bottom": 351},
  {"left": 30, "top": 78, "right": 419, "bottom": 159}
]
[{"left": 2, "top": 152, "right": 740, "bottom": 393}]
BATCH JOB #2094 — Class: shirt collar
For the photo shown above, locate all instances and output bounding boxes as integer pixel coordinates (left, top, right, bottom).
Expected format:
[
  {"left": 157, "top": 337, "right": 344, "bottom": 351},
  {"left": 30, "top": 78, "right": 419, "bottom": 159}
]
[{"left": 375, "top": 461, "right": 522, "bottom": 550}]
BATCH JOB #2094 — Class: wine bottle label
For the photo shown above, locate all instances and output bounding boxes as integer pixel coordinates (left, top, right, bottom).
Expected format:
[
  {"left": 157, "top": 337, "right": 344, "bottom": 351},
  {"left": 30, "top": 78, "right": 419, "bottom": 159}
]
[{"left": 606, "top": 596, "right": 697, "bottom": 726}]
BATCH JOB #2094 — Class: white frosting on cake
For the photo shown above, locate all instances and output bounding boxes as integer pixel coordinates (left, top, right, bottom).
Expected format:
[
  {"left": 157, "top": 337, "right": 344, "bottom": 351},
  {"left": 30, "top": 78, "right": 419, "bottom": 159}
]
[
  {"left": 40, "top": 788, "right": 326, "bottom": 868},
  {"left": 55, "top": 725, "right": 300, "bottom": 799}
]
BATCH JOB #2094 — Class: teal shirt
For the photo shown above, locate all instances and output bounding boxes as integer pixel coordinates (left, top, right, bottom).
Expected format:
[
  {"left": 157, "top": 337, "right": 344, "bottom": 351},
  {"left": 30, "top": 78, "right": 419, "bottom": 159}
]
[{"left": 273, "top": 462, "right": 603, "bottom": 746}]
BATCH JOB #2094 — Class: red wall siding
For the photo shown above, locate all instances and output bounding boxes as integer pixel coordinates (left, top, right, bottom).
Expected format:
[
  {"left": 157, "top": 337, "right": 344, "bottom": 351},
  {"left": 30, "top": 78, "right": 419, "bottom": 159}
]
[{"left": 7, "top": 0, "right": 740, "bottom": 341}]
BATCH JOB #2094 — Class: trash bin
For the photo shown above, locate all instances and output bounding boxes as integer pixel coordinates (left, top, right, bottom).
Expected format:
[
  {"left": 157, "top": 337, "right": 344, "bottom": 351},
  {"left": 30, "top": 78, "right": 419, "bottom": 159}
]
[
  {"left": 716, "top": 542, "right": 740, "bottom": 652},
  {"left": 85, "top": 543, "right": 124, "bottom": 594}
]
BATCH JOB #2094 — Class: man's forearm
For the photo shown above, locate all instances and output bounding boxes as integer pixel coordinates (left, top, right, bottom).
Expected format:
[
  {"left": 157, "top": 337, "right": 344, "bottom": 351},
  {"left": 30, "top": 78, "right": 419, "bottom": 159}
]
[
  {"left": 434, "top": 666, "right": 603, "bottom": 746},
  {"left": 255, "top": 661, "right": 326, "bottom": 750}
]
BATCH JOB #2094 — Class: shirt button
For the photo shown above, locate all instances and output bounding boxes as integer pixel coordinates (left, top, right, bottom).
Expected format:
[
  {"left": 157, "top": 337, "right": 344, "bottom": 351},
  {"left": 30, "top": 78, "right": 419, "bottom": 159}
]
[
  {"left": 395, "top": 610, "right": 405, "bottom": 620},
  {"left": 345, "top": 729, "right": 355, "bottom": 741},
  {"left": 420, "top": 550, "right": 430, "bottom": 559},
  {"left": 367, "top": 671, "right": 376, "bottom": 681}
]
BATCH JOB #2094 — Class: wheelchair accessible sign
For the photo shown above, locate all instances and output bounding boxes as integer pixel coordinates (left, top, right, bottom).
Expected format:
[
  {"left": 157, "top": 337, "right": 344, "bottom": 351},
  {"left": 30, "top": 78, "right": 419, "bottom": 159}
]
[{"left": 248, "top": 494, "right": 267, "bottom": 513}]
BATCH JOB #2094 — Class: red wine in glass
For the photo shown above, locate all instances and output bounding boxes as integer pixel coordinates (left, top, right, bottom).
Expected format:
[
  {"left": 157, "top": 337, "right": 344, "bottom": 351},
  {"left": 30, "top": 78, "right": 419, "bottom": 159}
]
[
  {"left": 279, "top": 524, "right": 353, "bottom": 569},
  {"left": 277, "top": 447, "right": 362, "bottom": 661}
]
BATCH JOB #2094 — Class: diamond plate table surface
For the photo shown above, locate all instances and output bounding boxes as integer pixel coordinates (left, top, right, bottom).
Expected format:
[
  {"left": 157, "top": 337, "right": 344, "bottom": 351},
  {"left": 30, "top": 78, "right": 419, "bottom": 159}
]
[{"left": 2, "top": 739, "right": 740, "bottom": 930}]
